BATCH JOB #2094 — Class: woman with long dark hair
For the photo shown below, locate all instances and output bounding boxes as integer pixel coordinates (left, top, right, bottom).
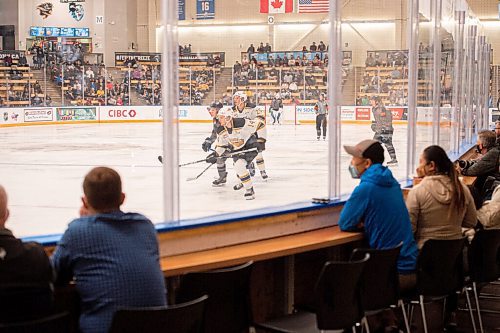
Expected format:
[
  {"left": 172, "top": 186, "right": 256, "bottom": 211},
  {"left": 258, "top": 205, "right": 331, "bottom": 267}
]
[{"left": 406, "top": 145, "right": 477, "bottom": 248}]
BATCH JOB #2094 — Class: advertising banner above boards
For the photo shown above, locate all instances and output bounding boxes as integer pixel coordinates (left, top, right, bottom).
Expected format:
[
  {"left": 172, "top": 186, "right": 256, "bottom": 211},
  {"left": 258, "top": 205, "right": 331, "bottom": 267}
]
[
  {"left": 1, "top": 109, "right": 22, "bottom": 125},
  {"left": 24, "top": 108, "right": 53, "bottom": 122},
  {"left": 99, "top": 106, "right": 162, "bottom": 121},
  {"left": 114, "top": 53, "right": 162, "bottom": 66},
  {"left": 30, "top": 26, "right": 90, "bottom": 38},
  {"left": 0, "top": 50, "right": 25, "bottom": 60},
  {"left": 241, "top": 50, "right": 352, "bottom": 64}
]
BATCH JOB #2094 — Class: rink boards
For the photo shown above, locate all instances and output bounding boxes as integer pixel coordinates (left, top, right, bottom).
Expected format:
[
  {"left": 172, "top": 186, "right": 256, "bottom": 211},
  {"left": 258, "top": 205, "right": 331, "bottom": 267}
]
[{"left": 0, "top": 105, "right": 497, "bottom": 127}]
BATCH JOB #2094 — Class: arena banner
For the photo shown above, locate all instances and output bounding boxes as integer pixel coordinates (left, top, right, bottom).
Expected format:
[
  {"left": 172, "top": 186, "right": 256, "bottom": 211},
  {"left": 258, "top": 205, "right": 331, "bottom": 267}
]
[
  {"left": 196, "top": 0, "right": 215, "bottom": 19},
  {"left": 56, "top": 107, "right": 96, "bottom": 122},
  {"left": 0, "top": 108, "right": 23, "bottom": 125},
  {"left": 178, "top": 0, "right": 186, "bottom": 20},
  {"left": 387, "top": 107, "right": 408, "bottom": 121},
  {"left": 99, "top": 106, "right": 162, "bottom": 121},
  {"left": 0, "top": 50, "right": 25, "bottom": 60},
  {"left": 24, "top": 108, "right": 53, "bottom": 122},
  {"left": 114, "top": 52, "right": 161, "bottom": 66}
]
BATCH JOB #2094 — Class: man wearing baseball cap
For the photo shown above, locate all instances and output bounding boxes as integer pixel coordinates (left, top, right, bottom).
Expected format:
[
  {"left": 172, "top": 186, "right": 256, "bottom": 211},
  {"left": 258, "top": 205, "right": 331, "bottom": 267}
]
[{"left": 339, "top": 139, "right": 417, "bottom": 293}]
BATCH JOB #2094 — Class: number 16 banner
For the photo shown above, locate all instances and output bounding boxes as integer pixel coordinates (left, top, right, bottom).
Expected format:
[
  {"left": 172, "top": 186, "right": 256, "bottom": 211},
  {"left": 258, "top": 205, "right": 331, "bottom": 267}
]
[
  {"left": 197, "top": 0, "right": 215, "bottom": 20},
  {"left": 260, "top": 0, "right": 294, "bottom": 13}
]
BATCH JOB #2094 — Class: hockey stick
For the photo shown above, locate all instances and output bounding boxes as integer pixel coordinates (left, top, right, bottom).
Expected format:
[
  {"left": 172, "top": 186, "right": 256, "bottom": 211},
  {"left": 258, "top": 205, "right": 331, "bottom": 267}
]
[
  {"left": 158, "top": 147, "right": 258, "bottom": 166},
  {"left": 186, "top": 162, "right": 215, "bottom": 181}
]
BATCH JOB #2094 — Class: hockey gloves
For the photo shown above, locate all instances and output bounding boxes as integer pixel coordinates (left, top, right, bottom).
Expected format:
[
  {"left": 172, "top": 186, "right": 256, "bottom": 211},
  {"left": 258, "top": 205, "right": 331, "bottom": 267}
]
[
  {"left": 205, "top": 152, "right": 217, "bottom": 164},
  {"left": 202, "top": 138, "right": 212, "bottom": 152}
]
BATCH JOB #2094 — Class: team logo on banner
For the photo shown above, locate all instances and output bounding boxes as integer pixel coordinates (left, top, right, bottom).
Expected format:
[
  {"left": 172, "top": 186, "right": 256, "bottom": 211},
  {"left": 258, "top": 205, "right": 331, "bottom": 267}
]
[
  {"left": 69, "top": 2, "right": 85, "bottom": 21},
  {"left": 36, "top": 2, "right": 54, "bottom": 19}
]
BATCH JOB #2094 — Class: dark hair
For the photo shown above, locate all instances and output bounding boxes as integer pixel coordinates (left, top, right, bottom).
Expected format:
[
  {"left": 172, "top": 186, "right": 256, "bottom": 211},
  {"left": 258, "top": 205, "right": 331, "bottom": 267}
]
[
  {"left": 83, "top": 167, "right": 122, "bottom": 212},
  {"left": 422, "top": 145, "right": 465, "bottom": 215},
  {"left": 363, "top": 142, "right": 384, "bottom": 164}
]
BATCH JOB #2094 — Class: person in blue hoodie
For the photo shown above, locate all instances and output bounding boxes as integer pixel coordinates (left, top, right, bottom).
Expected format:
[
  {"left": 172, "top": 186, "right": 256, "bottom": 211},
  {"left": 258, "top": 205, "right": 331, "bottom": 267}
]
[{"left": 339, "top": 139, "right": 418, "bottom": 292}]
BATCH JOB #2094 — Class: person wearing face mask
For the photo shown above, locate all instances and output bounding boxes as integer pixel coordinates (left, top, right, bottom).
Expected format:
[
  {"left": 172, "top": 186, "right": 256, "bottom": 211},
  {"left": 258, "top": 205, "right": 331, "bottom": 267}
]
[
  {"left": 407, "top": 145, "right": 477, "bottom": 249},
  {"left": 458, "top": 130, "right": 500, "bottom": 203},
  {"left": 338, "top": 139, "right": 418, "bottom": 292}
]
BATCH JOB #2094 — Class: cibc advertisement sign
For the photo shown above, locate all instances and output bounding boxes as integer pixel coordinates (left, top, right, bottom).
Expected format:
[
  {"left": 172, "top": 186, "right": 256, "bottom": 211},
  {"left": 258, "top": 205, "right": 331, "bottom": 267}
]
[{"left": 99, "top": 106, "right": 162, "bottom": 121}]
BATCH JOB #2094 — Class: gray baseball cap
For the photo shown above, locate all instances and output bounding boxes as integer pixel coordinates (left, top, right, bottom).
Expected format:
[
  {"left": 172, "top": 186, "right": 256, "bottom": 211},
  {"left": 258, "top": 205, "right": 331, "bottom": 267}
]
[{"left": 343, "top": 139, "right": 380, "bottom": 158}]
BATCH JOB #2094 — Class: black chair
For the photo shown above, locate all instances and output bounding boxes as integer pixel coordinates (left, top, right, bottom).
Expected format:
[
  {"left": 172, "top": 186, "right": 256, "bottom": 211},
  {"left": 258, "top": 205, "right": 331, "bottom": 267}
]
[
  {"left": 0, "top": 311, "right": 70, "bottom": 333},
  {"left": 350, "top": 243, "right": 410, "bottom": 333},
  {"left": 465, "top": 229, "right": 500, "bottom": 333},
  {"left": 175, "top": 261, "right": 253, "bottom": 333},
  {"left": 409, "top": 238, "right": 471, "bottom": 333},
  {"left": 255, "top": 254, "right": 369, "bottom": 333},
  {"left": 0, "top": 284, "right": 54, "bottom": 323},
  {"left": 108, "top": 295, "right": 208, "bottom": 333}
]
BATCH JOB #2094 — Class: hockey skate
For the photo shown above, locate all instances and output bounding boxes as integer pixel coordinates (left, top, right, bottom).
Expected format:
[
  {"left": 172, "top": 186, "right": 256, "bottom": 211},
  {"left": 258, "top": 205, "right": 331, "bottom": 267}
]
[
  {"left": 387, "top": 159, "right": 398, "bottom": 166},
  {"left": 212, "top": 172, "right": 227, "bottom": 187},
  {"left": 233, "top": 183, "right": 244, "bottom": 191},
  {"left": 260, "top": 170, "right": 268, "bottom": 180},
  {"left": 244, "top": 187, "right": 255, "bottom": 200},
  {"left": 248, "top": 162, "right": 256, "bottom": 177}
]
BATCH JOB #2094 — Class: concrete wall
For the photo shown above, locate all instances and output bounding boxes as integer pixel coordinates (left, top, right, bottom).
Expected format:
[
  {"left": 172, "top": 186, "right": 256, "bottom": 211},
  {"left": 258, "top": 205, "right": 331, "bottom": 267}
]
[{"left": 0, "top": 0, "right": 19, "bottom": 49}]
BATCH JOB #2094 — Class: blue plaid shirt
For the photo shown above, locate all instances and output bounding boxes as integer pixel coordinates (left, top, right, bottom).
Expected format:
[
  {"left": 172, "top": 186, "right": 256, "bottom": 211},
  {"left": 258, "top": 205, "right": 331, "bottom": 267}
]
[{"left": 52, "top": 211, "right": 166, "bottom": 333}]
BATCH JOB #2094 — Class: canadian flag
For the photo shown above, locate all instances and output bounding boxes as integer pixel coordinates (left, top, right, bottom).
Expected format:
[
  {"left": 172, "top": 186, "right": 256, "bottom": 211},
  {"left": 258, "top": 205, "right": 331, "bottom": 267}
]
[{"left": 260, "top": 0, "right": 294, "bottom": 13}]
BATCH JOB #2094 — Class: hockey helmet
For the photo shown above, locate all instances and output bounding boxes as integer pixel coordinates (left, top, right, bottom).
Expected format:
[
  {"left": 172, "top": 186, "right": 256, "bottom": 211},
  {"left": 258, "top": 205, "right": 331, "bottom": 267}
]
[
  {"left": 233, "top": 91, "right": 247, "bottom": 102},
  {"left": 218, "top": 108, "right": 233, "bottom": 118}
]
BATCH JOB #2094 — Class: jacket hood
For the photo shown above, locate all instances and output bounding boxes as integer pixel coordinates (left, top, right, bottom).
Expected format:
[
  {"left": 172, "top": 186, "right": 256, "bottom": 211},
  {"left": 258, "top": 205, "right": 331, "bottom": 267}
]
[
  {"left": 420, "top": 175, "right": 453, "bottom": 204},
  {"left": 361, "top": 163, "right": 399, "bottom": 188}
]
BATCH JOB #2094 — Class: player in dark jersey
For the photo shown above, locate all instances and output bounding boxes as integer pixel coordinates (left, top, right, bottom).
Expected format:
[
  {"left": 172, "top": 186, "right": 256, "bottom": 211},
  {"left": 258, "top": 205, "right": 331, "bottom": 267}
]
[
  {"left": 201, "top": 101, "right": 228, "bottom": 186},
  {"left": 370, "top": 96, "right": 398, "bottom": 165}
]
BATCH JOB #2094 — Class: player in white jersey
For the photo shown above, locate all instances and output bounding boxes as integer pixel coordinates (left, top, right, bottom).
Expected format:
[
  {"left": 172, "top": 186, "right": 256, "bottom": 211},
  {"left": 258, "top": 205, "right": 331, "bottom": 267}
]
[
  {"left": 231, "top": 91, "right": 268, "bottom": 181},
  {"left": 205, "top": 108, "right": 261, "bottom": 200}
]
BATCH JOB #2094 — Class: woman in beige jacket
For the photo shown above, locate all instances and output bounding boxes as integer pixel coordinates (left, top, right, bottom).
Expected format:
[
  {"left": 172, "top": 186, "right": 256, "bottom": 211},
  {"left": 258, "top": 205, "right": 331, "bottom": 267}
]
[
  {"left": 406, "top": 145, "right": 477, "bottom": 249},
  {"left": 477, "top": 185, "right": 500, "bottom": 229}
]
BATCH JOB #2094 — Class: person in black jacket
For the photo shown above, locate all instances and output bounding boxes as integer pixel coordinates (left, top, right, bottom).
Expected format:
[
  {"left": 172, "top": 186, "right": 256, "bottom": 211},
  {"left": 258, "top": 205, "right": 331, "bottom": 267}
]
[
  {"left": 370, "top": 96, "right": 398, "bottom": 165},
  {"left": 459, "top": 130, "right": 500, "bottom": 202},
  {"left": 0, "top": 185, "right": 54, "bottom": 322},
  {"left": 202, "top": 102, "right": 228, "bottom": 186}
]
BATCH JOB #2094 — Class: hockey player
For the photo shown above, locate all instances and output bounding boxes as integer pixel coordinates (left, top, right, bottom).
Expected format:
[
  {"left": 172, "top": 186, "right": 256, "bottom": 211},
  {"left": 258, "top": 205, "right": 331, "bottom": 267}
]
[
  {"left": 370, "top": 95, "right": 398, "bottom": 165},
  {"left": 231, "top": 91, "right": 268, "bottom": 180},
  {"left": 205, "top": 109, "right": 261, "bottom": 200},
  {"left": 269, "top": 93, "right": 283, "bottom": 125},
  {"left": 201, "top": 101, "right": 228, "bottom": 186}
]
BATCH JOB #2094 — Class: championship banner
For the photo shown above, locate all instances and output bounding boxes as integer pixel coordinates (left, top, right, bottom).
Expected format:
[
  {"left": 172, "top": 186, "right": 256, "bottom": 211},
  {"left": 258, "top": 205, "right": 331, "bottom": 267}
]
[
  {"left": 197, "top": 0, "right": 215, "bottom": 19},
  {"left": 178, "top": 0, "right": 186, "bottom": 20}
]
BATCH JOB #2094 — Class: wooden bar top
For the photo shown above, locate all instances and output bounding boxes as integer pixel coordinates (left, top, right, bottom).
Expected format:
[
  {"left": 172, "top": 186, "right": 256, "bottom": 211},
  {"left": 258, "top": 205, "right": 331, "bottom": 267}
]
[{"left": 161, "top": 226, "right": 363, "bottom": 277}]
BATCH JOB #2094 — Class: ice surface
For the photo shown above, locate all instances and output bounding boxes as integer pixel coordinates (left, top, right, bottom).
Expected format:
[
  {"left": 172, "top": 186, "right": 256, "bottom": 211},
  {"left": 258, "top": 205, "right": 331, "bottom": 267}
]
[{"left": 0, "top": 122, "right": 441, "bottom": 238}]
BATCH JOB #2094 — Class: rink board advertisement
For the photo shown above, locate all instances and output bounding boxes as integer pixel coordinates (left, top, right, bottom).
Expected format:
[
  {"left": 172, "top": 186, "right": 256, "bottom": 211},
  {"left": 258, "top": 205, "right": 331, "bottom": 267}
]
[
  {"left": 99, "top": 106, "right": 162, "bottom": 121},
  {"left": 24, "top": 108, "right": 53, "bottom": 122},
  {"left": 296, "top": 105, "right": 360, "bottom": 123},
  {"left": 56, "top": 107, "right": 97, "bottom": 122},
  {"left": 1, "top": 109, "right": 22, "bottom": 125}
]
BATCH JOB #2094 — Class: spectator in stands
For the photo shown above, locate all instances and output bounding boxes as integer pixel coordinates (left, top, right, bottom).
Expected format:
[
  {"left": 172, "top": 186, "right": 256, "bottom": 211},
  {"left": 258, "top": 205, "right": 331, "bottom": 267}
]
[
  {"left": 257, "top": 42, "right": 265, "bottom": 53},
  {"left": 3, "top": 55, "right": 13, "bottom": 67},
  {"left": 309, "top": 42, "right": 317, "bottom": 52},
  {"left": 339, "top": 139, "right": 418, "bottom": 292},
  {"left": 407, "top": 145, "right": 477, "bottom": 249},
  {"left": 247, "top": 44, "right": 255, "bottom": 54},
  {"left": 365, "top": 53, "right": 376, "bottom": 67},
  {"left": 0, "top": 185, "right": 54, "bottom": 321},
  {"left": 318, "top": 41, "right": 326, "bottom": 52},
  {"left": 477, "top": 185, "right": 500, "bottom": 229},
  {"left": 18, "top": 54, "right": 28, "bottom": 67},
  {"left": 458, "top": 130, "right": 500, "bottom": 202},
  {"left": 52, "top": 167, "right": 167, "bottom": 333},
  {"left": 265, "top": 43, "right": 272, "bottom": 53},
  {"left": 302, "top": 46, "right": 307, "bottom": 52},
  {"left": 267, "top": 56, "right": 275, "bottom": 67}
]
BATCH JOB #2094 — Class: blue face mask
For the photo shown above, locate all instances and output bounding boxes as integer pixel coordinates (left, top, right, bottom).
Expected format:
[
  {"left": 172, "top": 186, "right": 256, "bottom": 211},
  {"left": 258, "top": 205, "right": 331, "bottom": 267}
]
[{"left": 348, "top": 164, "right": 361, "bottom": 179}]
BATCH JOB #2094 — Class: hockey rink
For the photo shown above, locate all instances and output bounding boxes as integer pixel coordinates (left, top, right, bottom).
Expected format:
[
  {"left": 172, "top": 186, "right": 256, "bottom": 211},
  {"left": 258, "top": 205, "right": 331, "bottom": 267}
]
[{"left": 1, "top": 122, "right": 439, "bottom": 238}]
